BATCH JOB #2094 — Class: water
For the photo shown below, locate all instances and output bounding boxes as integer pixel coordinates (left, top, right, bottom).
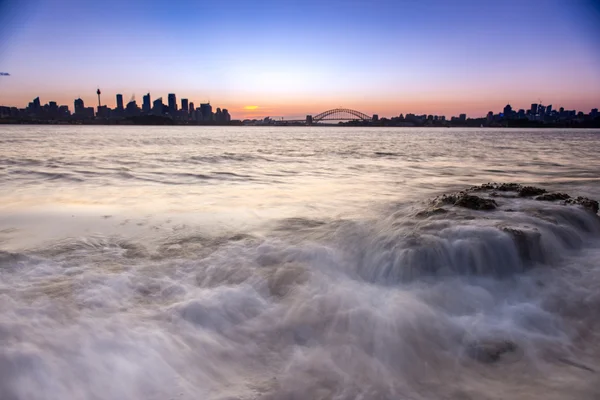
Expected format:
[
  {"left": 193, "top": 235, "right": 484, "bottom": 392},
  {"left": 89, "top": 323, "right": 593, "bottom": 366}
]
[{"left": 1, "top": 126, "right": 600, "bottom": 400}]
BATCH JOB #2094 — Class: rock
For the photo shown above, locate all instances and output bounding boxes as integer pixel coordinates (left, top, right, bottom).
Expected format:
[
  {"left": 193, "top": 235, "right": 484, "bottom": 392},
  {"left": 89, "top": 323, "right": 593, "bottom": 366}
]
[
  {"left": 466, "top": 340, "right": 517, "bottom": 363},
  {"left": 518, "top": 186, "right": 547, "bottom": 197},
  {"left": 454, "top": 194, "right": 497, "bottom": 210},
  {"left": 496, "top": 183, "right": 522, "bottom": 192},
  {"left": 416, "top": 207, "right": 448, "bottom": 218},
  {"left": 501, "top": 226, "right": 543, "bottom": 263},
  {"left": 535, "top": 193, "right": 571, "bottom": 201},
  {"left": 566, "top": 196, "right": 599, "bottom": 214},
  {"left": 432, "top": 184, "right": 599, "bottom": 216},
  {"left": 469, "top": 183, "right": 497, "bottom": 192}
]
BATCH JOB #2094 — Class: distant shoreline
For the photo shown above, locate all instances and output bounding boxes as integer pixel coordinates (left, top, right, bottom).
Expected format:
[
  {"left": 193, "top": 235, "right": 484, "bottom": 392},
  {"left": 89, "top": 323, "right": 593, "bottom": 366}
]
[{"left": 2, "top": 120, "right": 600, "bottom": 128}]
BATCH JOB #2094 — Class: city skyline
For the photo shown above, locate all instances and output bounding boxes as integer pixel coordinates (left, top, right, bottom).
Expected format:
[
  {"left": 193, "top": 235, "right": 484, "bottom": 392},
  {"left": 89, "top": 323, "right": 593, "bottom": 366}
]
[
  {"left": 2, "top": 89, "right": 598, "bottom": 126},
  {"left": 1, "top": 0, "right": 600, "bottom": 119}
]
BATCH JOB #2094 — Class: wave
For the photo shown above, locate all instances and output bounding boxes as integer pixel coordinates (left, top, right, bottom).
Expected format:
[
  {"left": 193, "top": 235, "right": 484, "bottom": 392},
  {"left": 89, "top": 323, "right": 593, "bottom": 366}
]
[{"left": 1, "top": 183, "right": 599, "bottom": 399}]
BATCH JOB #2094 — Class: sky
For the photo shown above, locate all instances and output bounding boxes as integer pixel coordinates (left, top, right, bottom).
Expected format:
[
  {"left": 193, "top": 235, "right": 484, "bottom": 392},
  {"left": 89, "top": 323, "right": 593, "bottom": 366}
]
[{"left": 0, "top": 0, "right": 599, "bottom": 119}]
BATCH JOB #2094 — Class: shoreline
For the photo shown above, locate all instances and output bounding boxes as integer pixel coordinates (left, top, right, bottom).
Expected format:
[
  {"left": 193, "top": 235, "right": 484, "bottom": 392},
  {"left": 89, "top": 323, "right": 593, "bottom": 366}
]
[{"left": 2, "top": 120, "right": 600, "bottom": 128}]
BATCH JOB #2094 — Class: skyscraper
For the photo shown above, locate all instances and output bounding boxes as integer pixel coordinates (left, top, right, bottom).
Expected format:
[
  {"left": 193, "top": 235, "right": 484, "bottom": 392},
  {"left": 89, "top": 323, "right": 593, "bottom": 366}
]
[
  {"left": 116, "top": 94, "right": 124, "bottom": 110},
  {"left": 200, "top": 103, "right": 212, "bottom": 121},
  {"left": 74, "top": 98, "right": 84, "bottom": 114},
  {"left": 168, "top": 94, "right": 177, "bottom": 114},
  {"left": 143, "top": 93, "right": 151, "bottom": 113},
  {"left": 530, "top": 103, "right": 538, "bottom": 115},
  {"left": 215, "top": 107, "right": 223, "bottom": 123},
  {"left": 126, "top": 100, "right": 140, "bottom": 117},
  {"left": 223, "top": 109, "right": 231, "bottom": 122},
  {"left": 181, "top": 98, "right": 189, "bottom": 113},
  {"left": 153, "top": 98, "right": 164, "bottom": 115},
  {"left": 503, "top": 104, "right": 513, "bottom": 118}
]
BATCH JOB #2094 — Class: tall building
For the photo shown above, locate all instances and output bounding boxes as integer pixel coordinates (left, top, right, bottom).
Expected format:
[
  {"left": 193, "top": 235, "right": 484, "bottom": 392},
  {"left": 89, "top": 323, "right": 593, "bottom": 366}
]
[
  {"left": 503, "top": 104, "right": 513, "bottom": 118},
  {"left": 546, "top": 104, "right": 552, "bottom": 114},
  {"left": 116, "top": 94, "right": 124, "bottom": 110},
  {"left": 126, "top": 100, "right": 140, "bottom": 116},
  {"left": 459, "top": 114, "right": 466, "bottom": 121},
  {"left": 181, "top": 99, "right": 189, "bottom": 113},
  {"left": 27, "top": 97, "right": 42, "bottom": 115},
  {"left": 189, "top": 102, "right": 194, "bottom": 113},
  {"left": 74, "top": 98, "right": 85, "bottom": 115},
  {"left": 591, "top": 108, "right": 598, "bottom": 118},
  {"left": 215, "top": 107, "right": 223, "bottom": 123},
  {"left": 538, "top": 105, "right": 546, "bottom": 116},
  {"left": 168, "top": 93, "right": 177, "bottom": 114},
  {"left": 530, "top": 103, "right": 538, "bottom": 115},
  {"left": 58, "top": 105, "right": 70, "bottom": 117},
  {"left": 487, "top": 111, "right": 494, "bottom": 122},
  {"left": 142, "top": 93, "right": 151, "bottom": 113},
  {"left": 152, "top": 98, "right": 164, "bottom": 115},
  {"left": 200, "top": 103, "right": 212, "bottom": 121},
  {"left": 223, "top": 109, "right": 231, "bottom": 122}
]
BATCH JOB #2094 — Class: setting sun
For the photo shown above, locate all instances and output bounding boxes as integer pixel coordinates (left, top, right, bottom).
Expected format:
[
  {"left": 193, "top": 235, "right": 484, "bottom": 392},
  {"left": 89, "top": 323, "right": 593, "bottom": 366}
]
[{"left": 244, "top": 106, "right": 259, "bottom": 110}]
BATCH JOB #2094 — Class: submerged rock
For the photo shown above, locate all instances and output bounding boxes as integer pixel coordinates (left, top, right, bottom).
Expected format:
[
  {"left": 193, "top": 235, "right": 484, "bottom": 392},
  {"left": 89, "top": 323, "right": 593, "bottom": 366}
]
[
  {"left": 465, "top": 340, "right": 517, "bottom": 363},
  {"left": 468, "top": 182, "right": 547, "bottom": 197},
  {"left": 566, "top": 196, "right": 599, "bottom": 214},
  {"left": 518, "top": 186, "right": 547, "bottom": 197},
  {"left": 428, "top": 183, "right": 599, "bottom": 216},
  {"left": 416, "top": 207, "right": 448, "bottom": 218},
  {"left": 454, "top": 194, "right": 497, "bottom": 210},
  {"left": 501, "top": 226, "right": 543, "bottom": 263},
  {"left": 536, "top": 193, "right": 571, "bottom": 201},
  {"left": 436, "top": 193, "right": 497, "bottom": 210}
]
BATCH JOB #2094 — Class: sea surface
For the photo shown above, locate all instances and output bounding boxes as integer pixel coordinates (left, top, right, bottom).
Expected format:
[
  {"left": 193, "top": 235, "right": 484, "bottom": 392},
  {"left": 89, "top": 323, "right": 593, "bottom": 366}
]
[{"left": 1, "top": 126, "right": 600, "bottom": 400}]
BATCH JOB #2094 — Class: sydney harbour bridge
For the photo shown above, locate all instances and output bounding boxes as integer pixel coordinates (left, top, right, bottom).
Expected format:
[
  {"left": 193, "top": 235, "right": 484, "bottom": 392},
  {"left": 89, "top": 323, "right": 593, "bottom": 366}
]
[{"left": 278, "top": 108, "right": 377, "bottom": 125}]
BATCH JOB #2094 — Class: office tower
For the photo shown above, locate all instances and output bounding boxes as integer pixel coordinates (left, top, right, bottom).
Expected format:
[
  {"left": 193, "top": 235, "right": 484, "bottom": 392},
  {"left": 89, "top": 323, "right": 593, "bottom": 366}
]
[
  {"left": 530, "top": 103, "right": 538, "bottom": 115},
  {"left": 74, "top": 98, "right": 85, "bottom": 114},
  {"left": 168, "top": 93, "right": 177, "bottom": 114},
  {"left": 181, "top": 98, "right": 189, "bottom": 113},
  {"left": 200, "top": 103, "right": 212, "bottom": 121},
  {"left": 143, "top": 93, "right": 151, "bottom": 113},
  {"left": 116, "top": 94, "right": 124, "bottom": 110},
  {"left": 153, "top": 98, "right": 164, "bottom": 114}
]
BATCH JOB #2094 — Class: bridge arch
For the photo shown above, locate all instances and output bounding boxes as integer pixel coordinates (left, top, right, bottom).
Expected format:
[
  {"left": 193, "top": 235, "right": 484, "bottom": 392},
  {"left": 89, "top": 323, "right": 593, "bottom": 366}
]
[{"left": 312, "top": 108, "right": 372, "bottom": 122}]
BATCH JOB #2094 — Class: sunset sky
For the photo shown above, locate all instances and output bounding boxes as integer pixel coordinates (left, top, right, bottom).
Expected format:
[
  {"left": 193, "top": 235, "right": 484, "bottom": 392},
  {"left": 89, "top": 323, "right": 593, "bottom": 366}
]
[{"left": 0, "top": 0, "right": 599, "bottom": 119}]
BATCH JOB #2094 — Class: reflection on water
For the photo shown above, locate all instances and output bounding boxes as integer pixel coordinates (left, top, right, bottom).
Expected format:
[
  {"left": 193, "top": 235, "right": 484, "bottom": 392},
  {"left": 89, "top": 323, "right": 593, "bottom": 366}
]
[{"left": 1, "top": 126, "right": 600, "bottom": 399}]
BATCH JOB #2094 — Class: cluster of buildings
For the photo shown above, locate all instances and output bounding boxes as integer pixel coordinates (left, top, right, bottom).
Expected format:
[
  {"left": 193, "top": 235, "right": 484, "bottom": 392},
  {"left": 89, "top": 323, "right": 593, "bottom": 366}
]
[
  {"left": 486, "top": 103, "right": 599, "bottom": 124},
  {"left": 0, "top": 90, "right": 232, "bottom": 123},
  {"left": 359, "top": 104, "right": 599, "bottom": 127}
]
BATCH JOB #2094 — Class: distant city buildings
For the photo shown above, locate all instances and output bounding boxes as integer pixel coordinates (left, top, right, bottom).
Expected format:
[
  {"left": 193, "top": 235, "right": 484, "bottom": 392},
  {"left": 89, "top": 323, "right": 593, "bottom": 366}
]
[
  {"left": 116, "top": 94, "right": 124, "bottom": 110},
  {"left": 1, "top": 92, "right": 599, "bottom": 127},
  {"left": 142, "top": 93, "right": 151, "bottom": 113},
  {"left": 0, "top": 88, "right": 233, "bottom": 125},
  {"left": 168, "top": 94, "right": 177, "bottom": 115}
]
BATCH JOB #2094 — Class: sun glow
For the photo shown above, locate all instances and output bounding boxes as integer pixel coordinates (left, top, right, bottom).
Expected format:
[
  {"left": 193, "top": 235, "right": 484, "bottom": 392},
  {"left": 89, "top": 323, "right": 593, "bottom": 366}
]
[{"left": 244, "top": 106, "right": 259, "bottom": 110}]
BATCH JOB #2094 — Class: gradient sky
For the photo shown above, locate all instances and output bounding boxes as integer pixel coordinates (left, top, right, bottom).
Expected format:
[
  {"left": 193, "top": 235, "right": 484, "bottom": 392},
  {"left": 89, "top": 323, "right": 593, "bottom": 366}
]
[{"left": 1, "top": 0, "right": 599, "bottom": 119}]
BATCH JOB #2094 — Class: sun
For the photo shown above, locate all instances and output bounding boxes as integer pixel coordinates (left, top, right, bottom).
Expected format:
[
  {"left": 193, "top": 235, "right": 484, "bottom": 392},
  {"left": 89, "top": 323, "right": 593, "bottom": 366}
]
[{"left": 244, "top": 106, "right": 259, "bottom": 110}]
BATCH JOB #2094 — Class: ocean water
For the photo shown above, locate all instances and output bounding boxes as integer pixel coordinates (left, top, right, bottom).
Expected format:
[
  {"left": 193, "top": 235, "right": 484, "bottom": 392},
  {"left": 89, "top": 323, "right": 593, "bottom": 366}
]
[{"left": 1, "top": 125, "right": 600, "bottom": 400}]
